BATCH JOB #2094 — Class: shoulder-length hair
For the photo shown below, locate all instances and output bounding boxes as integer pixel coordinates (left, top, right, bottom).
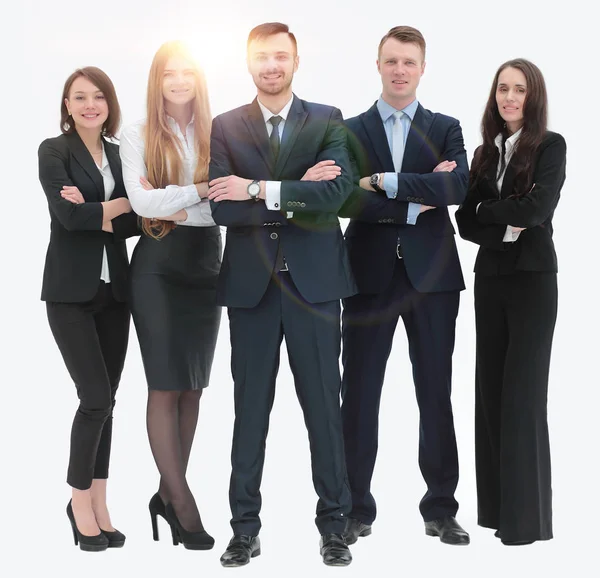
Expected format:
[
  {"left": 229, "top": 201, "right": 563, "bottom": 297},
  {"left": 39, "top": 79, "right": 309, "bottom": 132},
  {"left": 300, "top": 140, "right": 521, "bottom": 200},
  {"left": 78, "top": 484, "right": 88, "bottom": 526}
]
[
  {"left": 143, "top": 41, "right": 212, "bottom": 239},
  {"left": 60, "top": 66, "right": 120, "bottom": 138},
  {"left": 470, "top": 58, "right": 548, "bottom": 197}
]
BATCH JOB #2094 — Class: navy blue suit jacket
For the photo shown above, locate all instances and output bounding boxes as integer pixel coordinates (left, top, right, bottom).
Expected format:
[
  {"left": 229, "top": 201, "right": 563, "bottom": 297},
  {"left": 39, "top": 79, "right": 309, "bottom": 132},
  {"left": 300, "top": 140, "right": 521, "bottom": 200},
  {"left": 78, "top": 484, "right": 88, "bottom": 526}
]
[
  {"left": 340, "top": 102, "right": 467, "bottom": 294},
  {"left": 209, "top": 96, "right": 357, "bottom": 308}
]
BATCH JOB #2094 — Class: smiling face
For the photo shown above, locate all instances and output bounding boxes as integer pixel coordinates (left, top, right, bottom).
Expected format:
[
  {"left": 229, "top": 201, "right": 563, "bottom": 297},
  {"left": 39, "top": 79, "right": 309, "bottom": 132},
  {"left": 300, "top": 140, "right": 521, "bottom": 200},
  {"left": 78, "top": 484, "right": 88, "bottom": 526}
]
[
  {"left": 496, "top": 66, "right": 527, "bottom": 133},
  {"left": 247, "top": 32, "right": 298, "bottom": 98},
  {"left": 162, "top": 55, "right": 196, "bottom": 106},
  {"left": 377, "top": 38, "right": 425, "bottom": 108},
  {"left": 64, "top": 76, "right": 109, "bottom": 132}
]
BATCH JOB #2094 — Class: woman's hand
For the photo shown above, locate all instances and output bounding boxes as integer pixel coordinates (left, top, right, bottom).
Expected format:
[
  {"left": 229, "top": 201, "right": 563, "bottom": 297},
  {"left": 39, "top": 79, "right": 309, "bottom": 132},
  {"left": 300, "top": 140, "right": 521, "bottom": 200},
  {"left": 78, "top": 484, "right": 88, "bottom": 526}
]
[{"left": 61, "top": 186, "right": 85, "bottom": 204}]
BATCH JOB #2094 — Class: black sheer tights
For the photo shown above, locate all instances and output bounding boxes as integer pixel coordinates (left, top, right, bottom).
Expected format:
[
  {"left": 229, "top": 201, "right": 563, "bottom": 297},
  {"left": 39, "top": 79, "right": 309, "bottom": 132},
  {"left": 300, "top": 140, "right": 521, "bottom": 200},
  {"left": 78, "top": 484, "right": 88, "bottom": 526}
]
[{"left": 146, "top": 389, "right": 204, "bottom": 531}]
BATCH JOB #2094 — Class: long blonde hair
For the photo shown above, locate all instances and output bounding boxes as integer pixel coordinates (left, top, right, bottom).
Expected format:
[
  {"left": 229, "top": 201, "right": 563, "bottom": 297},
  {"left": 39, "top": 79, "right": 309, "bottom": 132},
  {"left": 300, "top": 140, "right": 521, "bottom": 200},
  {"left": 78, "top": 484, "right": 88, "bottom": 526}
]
[{"left": 143, "top": 41, "right": 212, "bottom": 238}]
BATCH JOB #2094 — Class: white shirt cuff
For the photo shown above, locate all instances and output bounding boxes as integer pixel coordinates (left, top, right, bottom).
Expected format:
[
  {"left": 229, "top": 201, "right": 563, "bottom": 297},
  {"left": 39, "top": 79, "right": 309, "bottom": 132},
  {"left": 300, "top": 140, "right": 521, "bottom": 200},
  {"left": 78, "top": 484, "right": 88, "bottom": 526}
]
[
  {"left": 265, "top": 181, "right": 281, "bottom": 210},
  {"left": 502, "top": 225, "right": 522, "bottom": 242}
]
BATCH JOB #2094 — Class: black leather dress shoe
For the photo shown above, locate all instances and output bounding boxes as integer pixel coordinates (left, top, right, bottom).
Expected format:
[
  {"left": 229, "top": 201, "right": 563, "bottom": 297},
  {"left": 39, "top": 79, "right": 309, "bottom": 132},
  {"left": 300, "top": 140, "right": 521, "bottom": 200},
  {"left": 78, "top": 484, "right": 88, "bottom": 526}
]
[
  {"left": 494, "top": 530, "right": 501, "bottom": 538},
  {"left": 220, "top": 535, "right": 261, "bottom": 567},
  {"left": 320, "top": 534, "right": 352, "bottom": 566},
  {"left": 424, "top": 516, "right": 470, "bottom": 545},
  {"left": 343, "top": 518, "right": 372, "bottom": 545}
]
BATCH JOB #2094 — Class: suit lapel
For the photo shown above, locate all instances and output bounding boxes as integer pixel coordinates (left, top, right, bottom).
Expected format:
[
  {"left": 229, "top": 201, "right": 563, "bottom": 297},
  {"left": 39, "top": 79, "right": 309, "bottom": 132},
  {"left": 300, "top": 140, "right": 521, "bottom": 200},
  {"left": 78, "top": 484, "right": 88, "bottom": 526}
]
[
  {"left": 401, "top": 104, "right": 433, "bottom": 172},
  {"left": 66, "top": 131, "right": 104, "bottom": 200},
  {"left": 105, "top": 140, "right": 123, "bottom": 199},
  {"left": 242, "top": 99, "right": 274, "bottom": 173},
  {"left": 361, "top": 102, "right": 394, "bottom": 171},
  {"left": 274, "top": 96, "right": 308, "bottom": 179},
  {"left": 500, "top": 161, "right": 516, "bottom": 199}
]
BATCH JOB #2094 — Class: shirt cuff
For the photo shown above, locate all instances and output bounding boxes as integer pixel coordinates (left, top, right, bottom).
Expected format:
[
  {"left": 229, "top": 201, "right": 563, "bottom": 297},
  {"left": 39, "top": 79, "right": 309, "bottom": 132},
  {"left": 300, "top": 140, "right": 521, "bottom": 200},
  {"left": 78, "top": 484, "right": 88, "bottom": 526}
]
[
  {"left": 502, "top": 225, "right": 522, "bottom": 242},
  {"left": 265, "top": 181, "right": 281, "bottom": 210},
  {"left": 406, "top": 202, "right": 421, "bottom": 225},
  {"left": 382, "top": 173, "right": 398, "bottom": 199}
]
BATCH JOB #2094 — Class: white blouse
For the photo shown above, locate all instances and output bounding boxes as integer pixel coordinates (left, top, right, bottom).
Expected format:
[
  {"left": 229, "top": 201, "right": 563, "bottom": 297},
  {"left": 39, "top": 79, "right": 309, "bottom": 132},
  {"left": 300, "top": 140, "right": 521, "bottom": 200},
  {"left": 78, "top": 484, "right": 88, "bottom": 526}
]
[
  {"left": 495, "top": 128, "right": 523, "bottom": 243},
  {"left": 119, "top": 117, "right": 215, "bottom": 227},
  {"left": 96, "top": 144, "right": 114, "bottom": 282}
]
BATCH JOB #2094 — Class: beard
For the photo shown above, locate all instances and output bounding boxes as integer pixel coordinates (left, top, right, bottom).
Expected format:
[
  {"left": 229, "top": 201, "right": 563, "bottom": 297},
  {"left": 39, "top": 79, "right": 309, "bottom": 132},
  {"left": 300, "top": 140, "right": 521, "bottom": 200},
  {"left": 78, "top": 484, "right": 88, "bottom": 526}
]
[{"left": 255, "top": 72, "right": 293, "bottom": 95}]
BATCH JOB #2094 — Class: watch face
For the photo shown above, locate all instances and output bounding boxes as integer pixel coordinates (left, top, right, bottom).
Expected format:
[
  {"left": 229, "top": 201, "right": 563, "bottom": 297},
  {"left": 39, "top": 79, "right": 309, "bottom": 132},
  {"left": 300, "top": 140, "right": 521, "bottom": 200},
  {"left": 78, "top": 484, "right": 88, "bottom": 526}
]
[
  {"left": 370, "top": 174, "right": 379, "bottom": 186},
  {"left": 248, "top": 182, "right": 260, "bottom": 197}
]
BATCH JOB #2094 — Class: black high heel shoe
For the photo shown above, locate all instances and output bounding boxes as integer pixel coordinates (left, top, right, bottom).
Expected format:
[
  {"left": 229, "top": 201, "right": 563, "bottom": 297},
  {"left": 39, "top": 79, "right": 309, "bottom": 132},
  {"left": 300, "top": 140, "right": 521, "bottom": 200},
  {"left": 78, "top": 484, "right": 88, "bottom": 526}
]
[
  {"left": 149, "top": 493, "right": 178, "bottom": 545},
  {"left": 102, "top": 528, "right": 126, "bottom": 548},
  {"left": 164, "top": 503, "right": 215, "bottom": 550},
  {"left": 66, "top": 500, "right": 109, "bottom": 552}
]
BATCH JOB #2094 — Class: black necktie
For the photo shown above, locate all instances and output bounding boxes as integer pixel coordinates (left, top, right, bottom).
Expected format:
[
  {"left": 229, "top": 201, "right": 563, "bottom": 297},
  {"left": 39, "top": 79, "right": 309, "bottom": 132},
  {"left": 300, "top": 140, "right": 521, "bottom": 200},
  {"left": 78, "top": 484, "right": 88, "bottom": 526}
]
[{"left": 269, "top": 115, "right": 282, "bottom": 160}]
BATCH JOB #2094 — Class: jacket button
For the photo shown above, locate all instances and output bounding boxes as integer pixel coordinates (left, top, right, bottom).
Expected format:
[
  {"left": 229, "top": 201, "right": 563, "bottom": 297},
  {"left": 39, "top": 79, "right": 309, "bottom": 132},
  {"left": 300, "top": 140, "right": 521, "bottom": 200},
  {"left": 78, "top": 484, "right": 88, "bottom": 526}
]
[
  {"left": 287, "top": 201, "right": 292, "bottom": 207},
  {"left": 270, "top": 232, "right": 278, "bottom": 240},
  {"left": 300, "top": 202, "right": 306, "bottom": 208}
]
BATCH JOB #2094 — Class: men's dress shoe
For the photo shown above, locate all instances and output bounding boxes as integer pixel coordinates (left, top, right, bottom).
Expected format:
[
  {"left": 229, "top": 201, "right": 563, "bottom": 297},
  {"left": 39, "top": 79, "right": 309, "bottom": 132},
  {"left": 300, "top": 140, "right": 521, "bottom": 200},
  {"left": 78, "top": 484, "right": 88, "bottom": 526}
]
[
  {"left": 502, "top": 538, "right": 534, "bottom": 546},
  {"left": 220, "top": 535, "right": 261, "bottom": 567},
  {"left": 343, "top": 518, "right": 372, "bottom": 545},
  {"left": 320, "top": 534, "right": 352, "bottom": 566},
  {"left": 424, "top": 516, "right": 470, "bottom": 545}
]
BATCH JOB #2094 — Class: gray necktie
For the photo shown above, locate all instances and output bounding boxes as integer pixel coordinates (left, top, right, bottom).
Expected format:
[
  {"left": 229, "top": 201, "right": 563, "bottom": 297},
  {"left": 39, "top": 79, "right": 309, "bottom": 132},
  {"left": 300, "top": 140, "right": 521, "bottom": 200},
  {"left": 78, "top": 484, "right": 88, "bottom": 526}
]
[{"left": 269, "top": 115, "right": 283, "bottom": 160}]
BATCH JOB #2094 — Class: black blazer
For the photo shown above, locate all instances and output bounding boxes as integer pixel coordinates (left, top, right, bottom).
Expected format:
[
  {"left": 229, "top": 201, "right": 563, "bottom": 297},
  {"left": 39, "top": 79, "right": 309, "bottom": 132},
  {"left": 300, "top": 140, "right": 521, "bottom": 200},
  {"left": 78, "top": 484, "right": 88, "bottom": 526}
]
[
  {"left": 339, "top": 102, "right": 467, "bottom": 294},
  {"left": 455, "top": 131, "right": 566, "bottom": 275},
  {"left": 209, "top": 95, "right": 357, "bottom": 308},
  {"left": 38, "top": 132, "right": 140, "bottom": 302}
]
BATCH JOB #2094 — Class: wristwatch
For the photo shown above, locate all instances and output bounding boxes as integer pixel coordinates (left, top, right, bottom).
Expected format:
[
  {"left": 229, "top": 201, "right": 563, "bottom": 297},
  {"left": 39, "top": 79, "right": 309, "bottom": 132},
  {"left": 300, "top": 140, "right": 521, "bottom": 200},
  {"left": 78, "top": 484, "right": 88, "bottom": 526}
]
[
  {"left": 247, "top": 180, "right": 260, "bottom": 201},
  {"left": 369, "top": 173, "right": 385, "bottom": 194}
]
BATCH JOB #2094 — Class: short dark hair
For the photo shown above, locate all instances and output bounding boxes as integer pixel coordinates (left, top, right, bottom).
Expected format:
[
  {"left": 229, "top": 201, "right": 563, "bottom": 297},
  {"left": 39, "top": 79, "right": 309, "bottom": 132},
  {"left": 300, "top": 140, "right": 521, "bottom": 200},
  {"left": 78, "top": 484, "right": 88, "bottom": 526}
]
[
  {"left": 60, "top": 66, "right": 121, "bottom": 138},
  {"left": 247, "top": 22, "right": 297, "bottom": 55},
  {"left": 378, "top": 26, "right": 426, "bottom": 61}
]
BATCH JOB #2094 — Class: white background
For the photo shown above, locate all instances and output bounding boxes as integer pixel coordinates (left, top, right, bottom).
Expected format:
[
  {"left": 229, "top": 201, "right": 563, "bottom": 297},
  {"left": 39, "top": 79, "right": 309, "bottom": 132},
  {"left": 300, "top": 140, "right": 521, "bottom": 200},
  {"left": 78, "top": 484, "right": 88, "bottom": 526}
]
[{"left": 2, "top": 0, "right": 598, "bottom": 576}]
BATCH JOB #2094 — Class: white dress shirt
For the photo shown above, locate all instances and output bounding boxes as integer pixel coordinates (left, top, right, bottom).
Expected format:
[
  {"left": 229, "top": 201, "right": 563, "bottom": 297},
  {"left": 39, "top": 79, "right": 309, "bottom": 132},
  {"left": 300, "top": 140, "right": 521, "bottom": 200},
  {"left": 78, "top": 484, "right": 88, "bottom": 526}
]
[
  {"left": 119, "top": 117, "right": 215, "bottom": 227},
  {"left": 496, "top": 128, "right": 523, "bottom": 242},
  {"left": 96, "top": 144, "right": 114, "bottom": 283},
  {"left": 257, "top": 96, "right": 295, "bottom": 217}
]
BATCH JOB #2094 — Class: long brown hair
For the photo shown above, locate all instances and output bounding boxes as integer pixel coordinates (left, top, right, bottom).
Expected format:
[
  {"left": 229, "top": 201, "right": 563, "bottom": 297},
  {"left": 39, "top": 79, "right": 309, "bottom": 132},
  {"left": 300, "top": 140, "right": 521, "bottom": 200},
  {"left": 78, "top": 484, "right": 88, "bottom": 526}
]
[
  {"left": 60, "top": 67, "right": 120, "bottom": 138},
  {"left": 143, "top": 41, "right": 211, "bottom": 238},
  {"left": 470, "top": 58, "right": 548, "bottom": 198}
]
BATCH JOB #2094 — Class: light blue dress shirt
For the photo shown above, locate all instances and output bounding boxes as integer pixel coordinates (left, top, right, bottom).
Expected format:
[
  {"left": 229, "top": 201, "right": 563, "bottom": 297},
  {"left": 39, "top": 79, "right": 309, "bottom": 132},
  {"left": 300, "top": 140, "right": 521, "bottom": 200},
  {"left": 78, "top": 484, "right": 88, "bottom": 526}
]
[{"left": 377, "top": 97, "right": 421, "bottom": 225}]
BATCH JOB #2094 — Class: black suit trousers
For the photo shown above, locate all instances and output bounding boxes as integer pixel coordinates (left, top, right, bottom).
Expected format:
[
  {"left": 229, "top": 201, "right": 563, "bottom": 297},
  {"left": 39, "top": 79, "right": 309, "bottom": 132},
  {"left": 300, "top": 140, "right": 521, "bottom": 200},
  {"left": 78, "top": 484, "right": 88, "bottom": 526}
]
[
  {"left": 46, "top": 282, "right": 130, "bottom": 490},
  {"left": 227, "top": 272, "right": 350, "bottom": 536},
  {"left": 342, "top": 259, "right": 460, "bottom": 523},
  {"left": 474, "top": 271, "right": 557, "bottom": 542}
]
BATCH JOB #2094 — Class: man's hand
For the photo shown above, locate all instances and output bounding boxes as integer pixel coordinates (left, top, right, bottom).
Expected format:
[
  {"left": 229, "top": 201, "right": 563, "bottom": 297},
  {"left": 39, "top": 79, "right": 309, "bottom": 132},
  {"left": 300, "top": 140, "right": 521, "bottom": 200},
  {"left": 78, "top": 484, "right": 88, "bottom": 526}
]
[
  {"left": 433, "top": 160, "right": 457, "bottom": 173},
  {"left": 208, "top": 176, "right": 253, "bottom": 202},
  {"left": 510, "top": 226, "right": 526, "bottom": 232},
  {"left": 61, "top": 185, "right": 85, "bottom": 204},
  {"left": 301, "top": 160, "right": 341, "bottom": 182},
  {"left": 420, "top": 205, "right": 436, "bottom": 213},
  {"left": 359, "top": 176, "right": 377, "bottom": 191}
]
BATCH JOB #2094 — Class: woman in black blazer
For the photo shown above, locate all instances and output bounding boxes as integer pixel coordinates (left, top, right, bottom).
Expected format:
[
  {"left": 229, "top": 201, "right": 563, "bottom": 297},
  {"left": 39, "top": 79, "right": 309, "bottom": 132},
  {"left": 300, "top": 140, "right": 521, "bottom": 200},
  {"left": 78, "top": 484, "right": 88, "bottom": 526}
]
[
  {"left": 38, "top": 67, "right": 139, "bottom": 551},
  {"left": 456, "top": 59, "right": 566, "bottom": 546}
]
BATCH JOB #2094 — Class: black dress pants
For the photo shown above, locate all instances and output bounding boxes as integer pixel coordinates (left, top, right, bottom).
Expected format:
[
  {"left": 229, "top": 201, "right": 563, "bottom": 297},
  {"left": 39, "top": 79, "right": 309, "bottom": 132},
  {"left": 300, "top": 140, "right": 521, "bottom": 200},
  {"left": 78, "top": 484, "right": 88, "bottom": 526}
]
[
  {"left": 227, "top": 272, "right": 351, "bottom": 536},
  {"left": 47, "top": 281, "right": 130, "bottom": 490},
  {"left": 474, "top": 271, "right": 557, "bottom": 542},
  {"left": 341, "top": 259, "right": 460, "bottom": 523}
]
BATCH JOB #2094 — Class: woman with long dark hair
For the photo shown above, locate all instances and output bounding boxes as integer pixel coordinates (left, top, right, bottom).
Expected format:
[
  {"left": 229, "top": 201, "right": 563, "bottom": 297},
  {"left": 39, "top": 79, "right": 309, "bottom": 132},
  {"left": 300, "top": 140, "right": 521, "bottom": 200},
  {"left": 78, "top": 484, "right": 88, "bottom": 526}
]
[
  {"left": 39, "top": 67, "right": 139, "bottom": 550},
  {"left": 456, "top": 59, "right": 566, "bottom": 545},
  {"left": 119, "top": 41, "right": 221, "bottom": 550}
]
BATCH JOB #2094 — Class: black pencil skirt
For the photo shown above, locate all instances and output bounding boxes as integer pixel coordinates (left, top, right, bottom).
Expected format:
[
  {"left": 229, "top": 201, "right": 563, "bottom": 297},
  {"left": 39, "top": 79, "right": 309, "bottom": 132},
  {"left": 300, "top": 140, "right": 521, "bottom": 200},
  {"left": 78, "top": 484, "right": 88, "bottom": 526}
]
[{"left": 130, "top": 225, "right": 222, "bottom": 391}]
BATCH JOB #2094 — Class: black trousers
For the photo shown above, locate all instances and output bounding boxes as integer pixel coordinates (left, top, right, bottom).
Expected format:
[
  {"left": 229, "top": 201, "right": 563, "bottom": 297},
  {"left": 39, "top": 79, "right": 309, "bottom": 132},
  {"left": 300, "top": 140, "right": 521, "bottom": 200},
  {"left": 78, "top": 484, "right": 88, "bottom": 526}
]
[
  {"left": 227, "top": 272, "right": 350, "bottom": 536},
  {"left": 47, "top": 282, "right": 130, "bottom": 490},
  {"left": 474, "top": 271, "right": 557, "bottom": 542},
  {"left": 341, "top": 259, "right": 460, "bottom": 523}
]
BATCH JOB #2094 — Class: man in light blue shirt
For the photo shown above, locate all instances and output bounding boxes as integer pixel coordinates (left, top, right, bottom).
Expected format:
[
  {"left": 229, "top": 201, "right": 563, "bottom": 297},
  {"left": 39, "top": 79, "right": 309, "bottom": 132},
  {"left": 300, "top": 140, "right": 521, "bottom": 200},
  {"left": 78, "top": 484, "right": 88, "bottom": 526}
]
[{"left": 339, "top": 25, "right": 469, "bottom": 547}]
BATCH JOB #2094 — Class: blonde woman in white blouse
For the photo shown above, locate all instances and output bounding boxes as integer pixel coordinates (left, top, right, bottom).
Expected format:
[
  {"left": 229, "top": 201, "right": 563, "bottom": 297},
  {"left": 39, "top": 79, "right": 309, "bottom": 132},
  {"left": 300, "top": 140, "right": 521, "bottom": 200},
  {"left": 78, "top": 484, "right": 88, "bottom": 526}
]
[{"left": 120, "top": 41, "right": 220, "bottom": 550}]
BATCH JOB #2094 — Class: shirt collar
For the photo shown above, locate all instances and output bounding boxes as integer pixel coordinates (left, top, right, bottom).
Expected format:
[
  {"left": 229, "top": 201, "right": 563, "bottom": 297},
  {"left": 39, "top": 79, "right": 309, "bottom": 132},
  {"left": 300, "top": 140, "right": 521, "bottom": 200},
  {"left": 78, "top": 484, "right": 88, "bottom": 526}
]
[
  {"left": 257, "top": 94, "right": 295, "bottom": 124},
  {"left": 166, "top": 114, "right": 195, "bottom": 131},
  {"left": 377, "top": 96, "right": 419, "bottom": 123},
  {"left": 495, "top": 127, "right": 523, "bottom": 153}
]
